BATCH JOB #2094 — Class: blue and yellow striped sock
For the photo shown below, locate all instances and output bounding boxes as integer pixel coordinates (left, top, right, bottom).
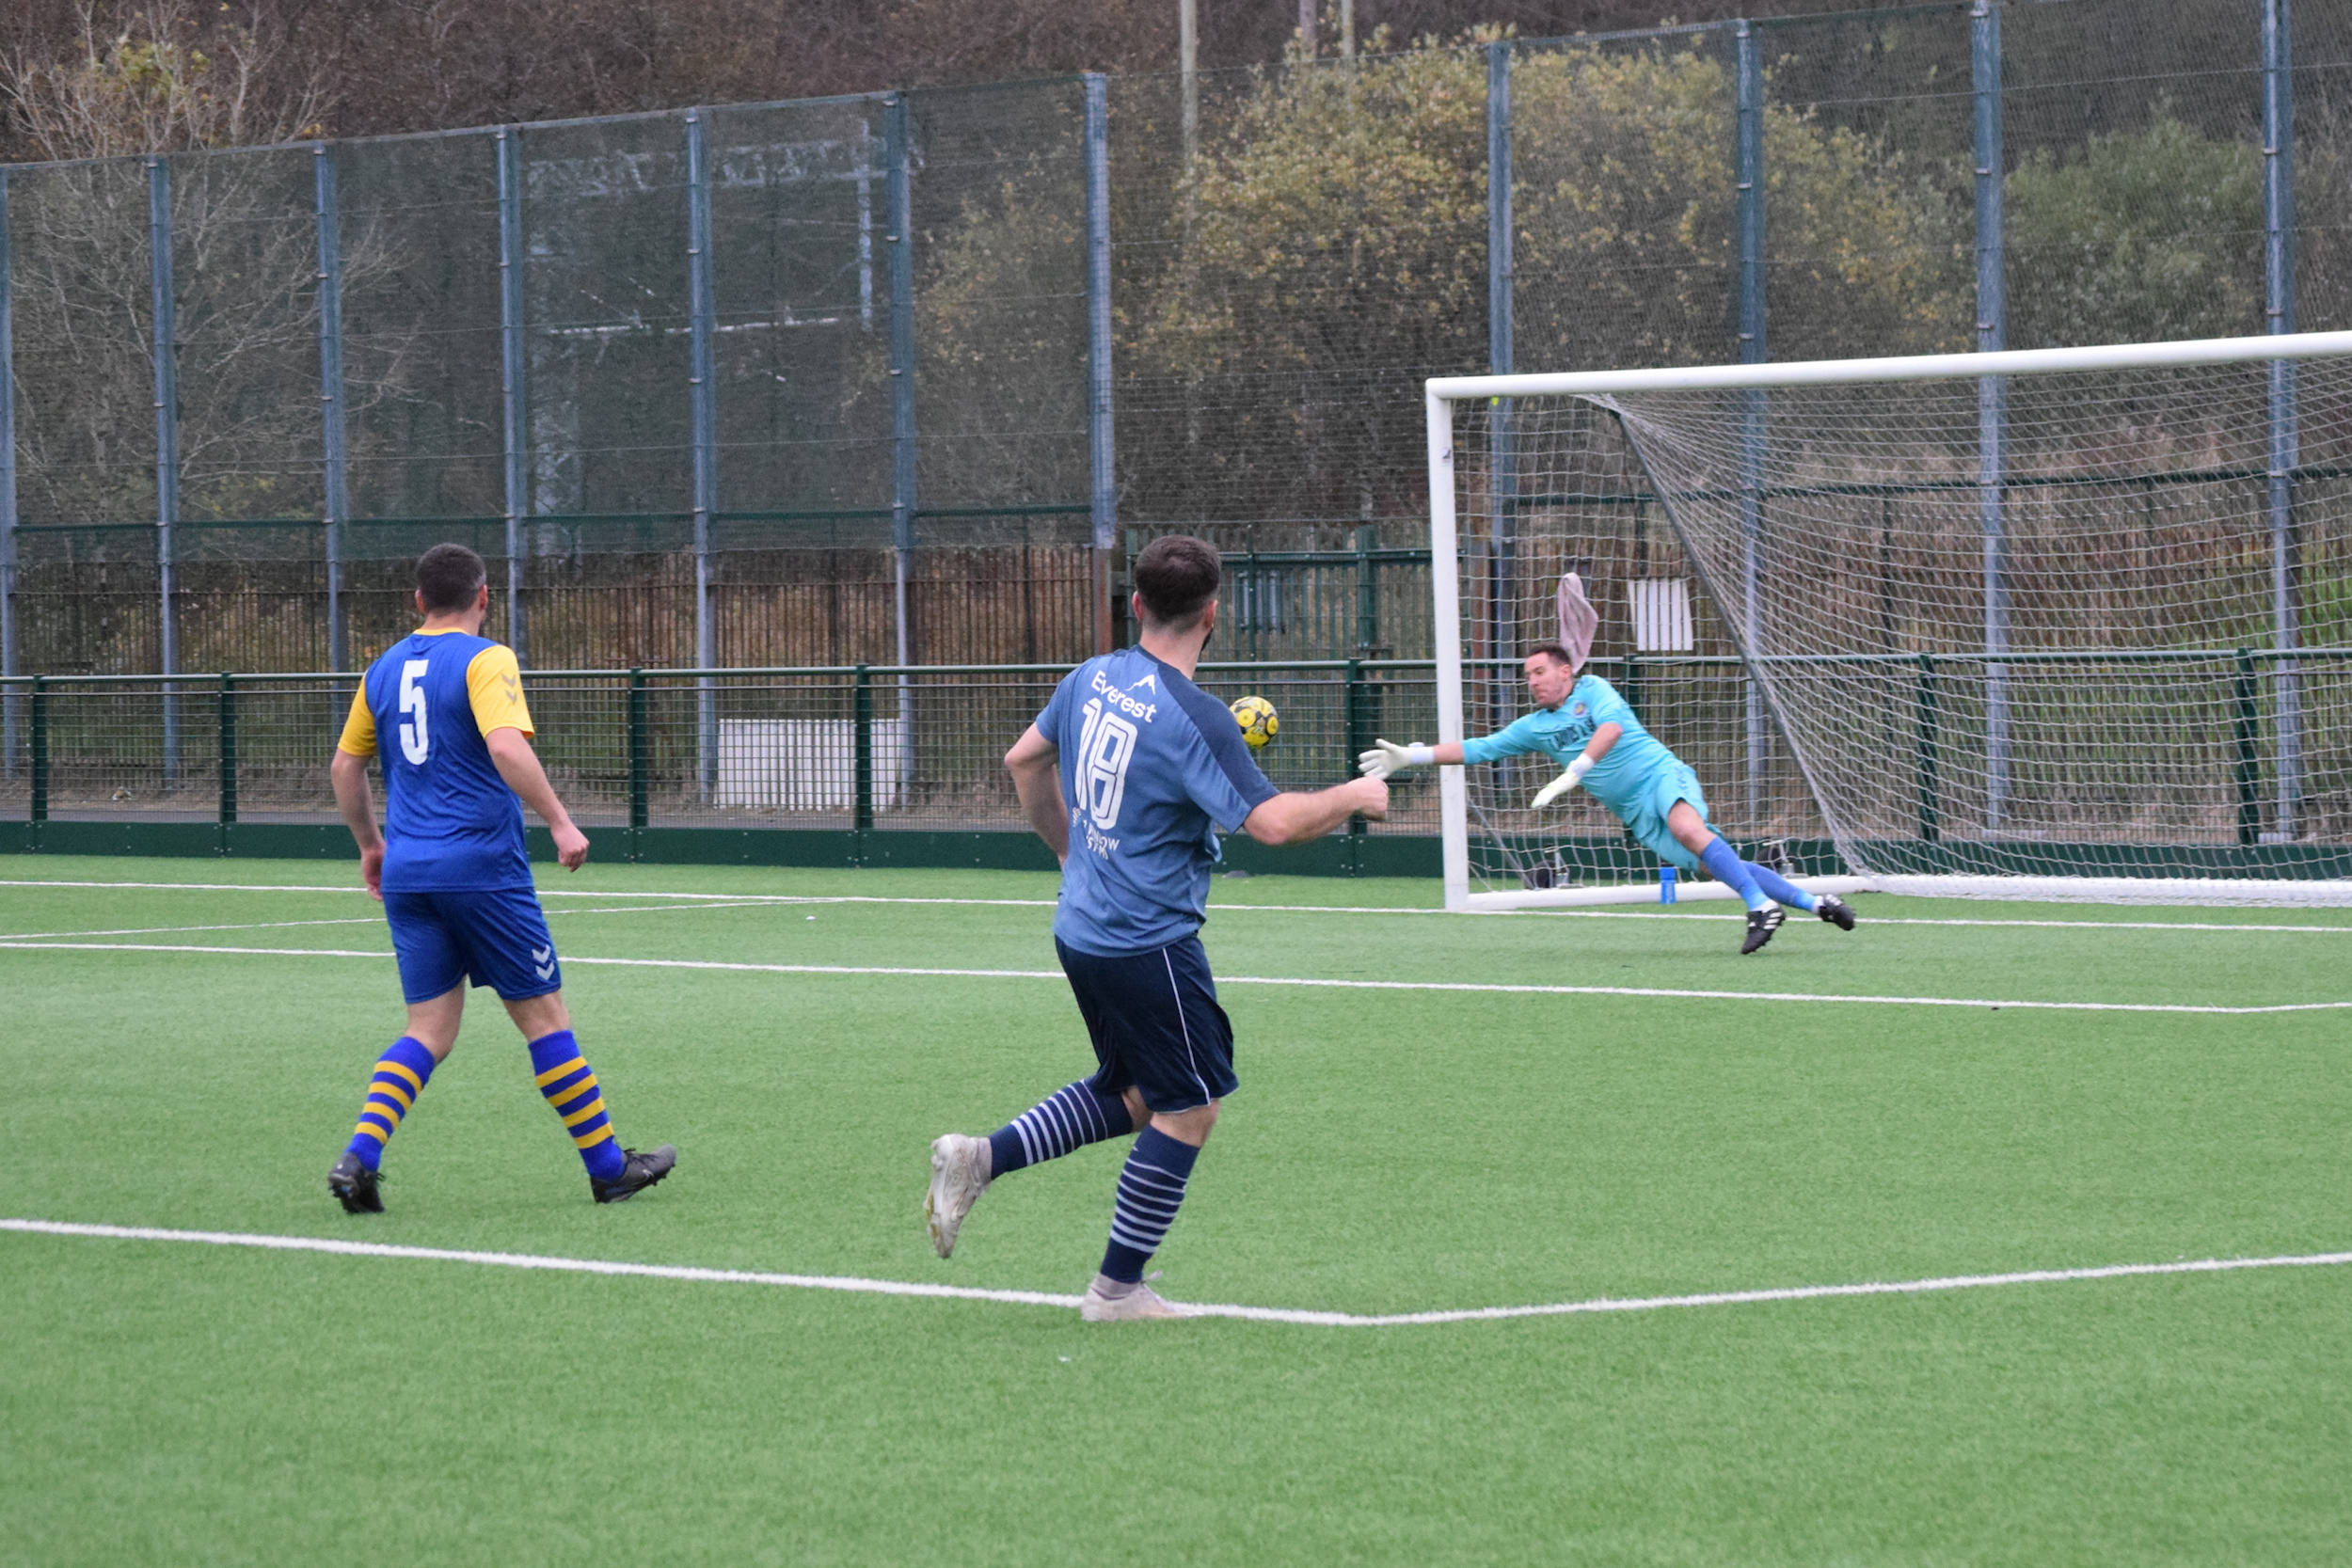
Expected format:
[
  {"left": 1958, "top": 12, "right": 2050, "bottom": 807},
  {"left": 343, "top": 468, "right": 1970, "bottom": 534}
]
[
  {"left": 344, "top": 1037, "right": 437, "bottom": 1173},
  {"left": 527, "top": 1029, "right": 627, "bottom": 1182}
]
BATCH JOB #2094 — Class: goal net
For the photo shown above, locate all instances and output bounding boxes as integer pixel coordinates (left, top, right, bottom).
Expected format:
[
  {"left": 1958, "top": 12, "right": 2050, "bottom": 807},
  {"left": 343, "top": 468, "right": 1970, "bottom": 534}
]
[{"left": 1424, "top": 332, "right": 2352, "bottom": 909}]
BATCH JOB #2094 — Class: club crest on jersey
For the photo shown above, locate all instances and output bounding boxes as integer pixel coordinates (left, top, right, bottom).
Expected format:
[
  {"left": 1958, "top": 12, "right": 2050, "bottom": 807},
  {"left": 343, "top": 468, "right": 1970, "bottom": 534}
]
[{"left": 1571, "top": 701, "right": 1588, "bottom": 717}]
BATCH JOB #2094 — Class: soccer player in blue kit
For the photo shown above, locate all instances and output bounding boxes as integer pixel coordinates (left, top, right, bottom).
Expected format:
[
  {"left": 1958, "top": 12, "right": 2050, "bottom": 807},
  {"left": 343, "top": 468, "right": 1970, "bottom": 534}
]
[
  {"left": 1359, "top": 640, "right": 1856, "bottom": 954},
  {"left": 924, "top": 535, "right": 1390, "bottom": 1321},
  {"left": 325, "top": 544, "right": 675, "bottom": 1213}
]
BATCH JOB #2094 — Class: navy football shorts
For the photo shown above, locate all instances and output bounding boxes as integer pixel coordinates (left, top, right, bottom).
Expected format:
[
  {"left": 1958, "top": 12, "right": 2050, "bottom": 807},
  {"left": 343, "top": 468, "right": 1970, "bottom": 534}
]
[
  {"left": 384, "top": 885, "right": 562, "bottom": 1005},
  {"left": 1056, "top": 933, "right": 1237, "bottom": 1115}
]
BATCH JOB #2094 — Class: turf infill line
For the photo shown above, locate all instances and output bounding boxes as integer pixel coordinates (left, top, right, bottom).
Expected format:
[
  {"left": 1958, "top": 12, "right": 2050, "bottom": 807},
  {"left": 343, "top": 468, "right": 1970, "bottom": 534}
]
[
  {"left": 5, "top": 1219, "right": 2347, "bottom": 1327},
  {"left": 13, "top": 879, "right": 2352, "bottom": 933},
  {"left": 3, "top": 939, "right": 2348, "bottom": 1014}
]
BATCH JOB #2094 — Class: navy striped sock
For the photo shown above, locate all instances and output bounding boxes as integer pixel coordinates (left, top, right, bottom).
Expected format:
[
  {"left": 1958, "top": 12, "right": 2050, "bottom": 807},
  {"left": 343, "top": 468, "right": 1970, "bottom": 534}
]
[
  {"left": 1100, "top": 1127, "right": 1200, "bottom": 1284},
  {"left": 987, "top": 1079, "right": 1133, "bottom": 1177}
]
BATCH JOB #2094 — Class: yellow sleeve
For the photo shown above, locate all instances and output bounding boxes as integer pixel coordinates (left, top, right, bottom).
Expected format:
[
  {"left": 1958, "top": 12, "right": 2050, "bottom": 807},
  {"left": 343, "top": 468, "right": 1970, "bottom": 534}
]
[
  {"left": 466, "top": 644, "right": 534, "bottom": 738},
  {"left": 336, "top": 684, "right": 377, "bottom": 758}
]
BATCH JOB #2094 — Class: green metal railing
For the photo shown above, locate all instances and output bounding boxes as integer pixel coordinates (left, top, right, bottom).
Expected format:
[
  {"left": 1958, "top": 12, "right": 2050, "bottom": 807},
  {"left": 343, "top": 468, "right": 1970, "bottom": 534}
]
[
  {"left": 0, "top": 659, "right": 1448, "bottom": 838},
  {"left": 4, "top": 648, "right": 2345, "bottom": 852}
]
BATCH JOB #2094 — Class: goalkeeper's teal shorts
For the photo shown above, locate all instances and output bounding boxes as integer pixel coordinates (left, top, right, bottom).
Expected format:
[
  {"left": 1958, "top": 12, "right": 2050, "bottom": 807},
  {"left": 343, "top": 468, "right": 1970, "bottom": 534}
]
[{"left": 1605, "top": 760, "right": 1708, "bottom": 876}]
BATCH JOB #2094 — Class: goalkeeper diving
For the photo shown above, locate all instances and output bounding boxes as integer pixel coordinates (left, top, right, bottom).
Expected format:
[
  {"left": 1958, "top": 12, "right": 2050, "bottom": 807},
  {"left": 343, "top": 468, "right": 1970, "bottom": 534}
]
[{"left": 1359, "top": 574, "right": 1854, "bottom": 954}]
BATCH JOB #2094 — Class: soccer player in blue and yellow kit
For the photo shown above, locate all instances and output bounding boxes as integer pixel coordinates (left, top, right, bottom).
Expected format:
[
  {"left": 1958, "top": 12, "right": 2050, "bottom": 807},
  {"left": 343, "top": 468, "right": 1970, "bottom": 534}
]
[
  {"left": 325, "top": 543, "right": 675, "bottom": 1212},
  {"left": 923, "top": 535, "right": 1390, "bottom": 1321},
  {"left": 1359, "top": 641, "right": 1857, "bottom": 954}
]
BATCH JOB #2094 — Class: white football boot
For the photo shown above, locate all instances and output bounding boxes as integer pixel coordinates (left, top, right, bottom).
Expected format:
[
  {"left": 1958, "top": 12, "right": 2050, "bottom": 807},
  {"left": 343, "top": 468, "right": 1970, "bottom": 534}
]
[
  {"left": 1080, "top": 1275, "right": 1188, "bottom": 1322},
  {"left": 925, "top": 1133, "right": 992, "bottom": 1259}
]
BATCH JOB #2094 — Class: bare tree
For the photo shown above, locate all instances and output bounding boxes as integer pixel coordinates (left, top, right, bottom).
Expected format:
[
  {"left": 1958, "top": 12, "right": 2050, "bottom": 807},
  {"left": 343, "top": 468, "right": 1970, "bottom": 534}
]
[
  {"left": 5, "top": 0, "right": 327, "bottom": 158},
  {"left": 3, "top": 1, "right": 408, "bottom": 678}
]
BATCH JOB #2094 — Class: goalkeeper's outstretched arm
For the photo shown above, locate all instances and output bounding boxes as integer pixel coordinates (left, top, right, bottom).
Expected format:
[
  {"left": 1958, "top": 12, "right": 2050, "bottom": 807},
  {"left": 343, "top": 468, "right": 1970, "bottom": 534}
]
[{"left": 1359, "top": 724, "right": 1624, "bottom": 809}]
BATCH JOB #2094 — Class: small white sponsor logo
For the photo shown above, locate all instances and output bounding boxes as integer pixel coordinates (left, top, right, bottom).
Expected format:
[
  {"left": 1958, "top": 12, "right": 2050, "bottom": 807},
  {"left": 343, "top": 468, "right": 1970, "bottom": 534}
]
[{"left": 1089, "top": 668, "right": 1157, "bottom": 722}]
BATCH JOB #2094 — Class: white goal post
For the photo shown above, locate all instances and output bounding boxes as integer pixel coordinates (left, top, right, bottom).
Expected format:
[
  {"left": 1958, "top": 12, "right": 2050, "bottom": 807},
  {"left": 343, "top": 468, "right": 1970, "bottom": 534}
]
[{"left": 1425, "top": 330, "right": 2352, "bottom": 911}]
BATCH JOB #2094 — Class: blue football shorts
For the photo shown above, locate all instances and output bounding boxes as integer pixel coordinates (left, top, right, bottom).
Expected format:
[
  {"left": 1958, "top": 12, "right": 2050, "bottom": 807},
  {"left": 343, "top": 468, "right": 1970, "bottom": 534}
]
[
  {"left": 384, "top": 885, "right": 562, "bottom": 1005},
  {"left": 1055, "top": 933, "right": 1237, "bottom": 1115},
  {"left": 1608, "top": 760, "right": 1709, "bottom": 876}
]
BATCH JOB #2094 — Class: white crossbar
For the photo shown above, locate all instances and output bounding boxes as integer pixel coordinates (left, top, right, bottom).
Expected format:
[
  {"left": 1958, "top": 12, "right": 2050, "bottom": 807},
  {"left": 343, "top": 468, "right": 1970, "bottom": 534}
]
[{"left": 1426, "top": 329, "right": 2352, "bottom": 401}]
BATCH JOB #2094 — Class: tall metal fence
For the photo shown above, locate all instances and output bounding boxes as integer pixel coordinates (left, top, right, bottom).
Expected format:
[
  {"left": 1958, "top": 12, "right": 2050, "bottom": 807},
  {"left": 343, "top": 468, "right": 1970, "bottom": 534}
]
[{"left": 2, "top": 0, "right": 2349, "bottom": 687}]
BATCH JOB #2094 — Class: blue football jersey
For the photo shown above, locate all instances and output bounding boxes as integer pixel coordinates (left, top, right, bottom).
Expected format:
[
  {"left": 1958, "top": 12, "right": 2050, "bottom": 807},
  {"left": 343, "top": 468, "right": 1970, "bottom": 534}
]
[
  {"left": 1036, "top": 648, "right": 1279, "bottom": 956},
  {"left": 342, "top": 629, "right": 535, "bottom": 892},
  {"left": 1460, "top": 673, "right": 1679, "bottom": 813}
]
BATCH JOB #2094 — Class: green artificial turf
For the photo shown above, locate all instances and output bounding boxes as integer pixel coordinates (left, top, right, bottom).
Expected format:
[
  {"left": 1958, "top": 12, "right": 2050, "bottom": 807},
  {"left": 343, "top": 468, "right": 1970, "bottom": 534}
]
[{"left": 2, "top": 855, "right": 2348, "bottom": 1564}]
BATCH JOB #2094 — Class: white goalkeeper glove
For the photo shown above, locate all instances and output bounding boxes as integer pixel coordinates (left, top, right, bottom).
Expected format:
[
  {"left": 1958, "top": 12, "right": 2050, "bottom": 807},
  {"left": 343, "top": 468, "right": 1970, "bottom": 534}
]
[
  {"left": 1357, "top": 739, "right": 1436, "bottom": 781},
  {"left": 1531, "top": 755, "right": 1594, "bottom": 809}
]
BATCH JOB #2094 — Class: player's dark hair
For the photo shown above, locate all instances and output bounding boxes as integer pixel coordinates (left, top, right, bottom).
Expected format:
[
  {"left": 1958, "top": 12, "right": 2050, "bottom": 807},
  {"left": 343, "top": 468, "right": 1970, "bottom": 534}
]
[
  {"left": 1133, "top": 534, "right": 1222, "bottom": 630},
  {"left": 416, "top": 543, "right": 487, "bottom": 614},
  {"left": 1526, "top": 641, "right": 1575, "bottom": 666}
]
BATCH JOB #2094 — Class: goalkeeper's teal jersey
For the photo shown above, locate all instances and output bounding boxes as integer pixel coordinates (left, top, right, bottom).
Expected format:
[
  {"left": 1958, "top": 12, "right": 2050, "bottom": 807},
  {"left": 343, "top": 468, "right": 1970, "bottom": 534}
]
[{"left": 1460, "top": 674, "right": 1677, "bottom": 811}]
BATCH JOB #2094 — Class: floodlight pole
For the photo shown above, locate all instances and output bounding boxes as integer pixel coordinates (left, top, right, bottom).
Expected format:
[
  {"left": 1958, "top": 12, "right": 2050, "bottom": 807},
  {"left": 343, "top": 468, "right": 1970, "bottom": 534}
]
[
  {"left": 1487, "top": 39, "right": 1515, "bottom": 730},
  {"left": 495, "top": 125, "right": 530, "bottom": 666},
  {"left": 1086, "top": 74, "right": 1117, "bottom": 657},
  {"left": 687, "top": 108, "right": 720, "bottom": 800},
  {"left": 1974, "top": 0, "right": 2010, "bottom": 833},
  {"left": 886, "top": 93, "right": 915, "bottom": 673},
  {"left": 149, "top": 154, "right": 182, "bottom": 785},
  {"left": 314, "top": 143, "right": 350, "bottom": 675},
  {"left": 2265, "top": 0, "right": 2300, "bottom": 836},
  {"left": 886, "top": 91, "right": 917, "bottom": 800},
  {"left": 1735, "top": 20, "right": 1766, "bottom": 813},
  {"left": 0, "top": 167, "right": 17, "bottom": 778},
  {"left": 1180, "top": 0, "right": 1199, "bottom": 172}
]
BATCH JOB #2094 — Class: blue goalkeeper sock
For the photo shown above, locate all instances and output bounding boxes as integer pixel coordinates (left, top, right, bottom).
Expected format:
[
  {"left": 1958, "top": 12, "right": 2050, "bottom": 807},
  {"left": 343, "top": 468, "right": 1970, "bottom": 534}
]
[
  {"left": 1697, "top": 837, "right": 1771, "bottom": 911},
  {"left": 527, "top": 1029, "right": 627, "bottom": 1183},
  {"left": 1101, "top": 1127, "right": 1201, "bottom": 1284},
  {"left": 1746, "top": 863, "right": 1817, "bottom": 912},
  {"left": 345, "top": 1037, "right": 437, "bottom": 1172},
  {"left": 988, "top": 1079, "right": 1134, "bottom": 1177}
]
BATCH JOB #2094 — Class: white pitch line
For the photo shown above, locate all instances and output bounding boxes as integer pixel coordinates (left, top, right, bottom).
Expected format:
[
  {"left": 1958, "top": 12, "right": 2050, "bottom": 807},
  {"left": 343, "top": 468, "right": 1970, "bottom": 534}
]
[
  {"left": 9, "top": 879, "right": 2352, "bottom": 934},
  {"left": 0, "top": 915, "right": 391, "bottom": 941},
  {"left": 0, "top": 1220, "right": 1078, "bottom": 1310},
  {"left": 5, "top": 1218, "right": 2346, "bottom": 1328},
  {"left": 0, "top": 938, "right": 2339, "bottom": 1014},
  {"left": 0, "top": 901, "right": 798, "bottom": 943}
]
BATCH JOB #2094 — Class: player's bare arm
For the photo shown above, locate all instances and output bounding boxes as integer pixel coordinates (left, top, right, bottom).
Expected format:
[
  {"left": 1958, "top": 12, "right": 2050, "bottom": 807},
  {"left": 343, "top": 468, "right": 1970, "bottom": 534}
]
[
  {"left": 1243, "top": 776, "right": 1389, "bottom": 845},
  {"left": 485, "top": 727, "right": 590, "bottom": 871},
  {"left": 1005, "top": 723, "right": 1069, "bottom": 863},
  {"left": 329, "top": 748, "right": 387, "bottom": 899}
]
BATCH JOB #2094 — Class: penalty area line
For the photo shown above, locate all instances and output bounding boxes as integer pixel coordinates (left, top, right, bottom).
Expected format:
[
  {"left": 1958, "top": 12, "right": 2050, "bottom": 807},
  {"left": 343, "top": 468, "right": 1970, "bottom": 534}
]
[
  {"left": 4, "top": 1219, "right": 2346, "bottom": 1328},
  {"left": 0, "top": 939, "right": 2343, "bottom": 1013}
]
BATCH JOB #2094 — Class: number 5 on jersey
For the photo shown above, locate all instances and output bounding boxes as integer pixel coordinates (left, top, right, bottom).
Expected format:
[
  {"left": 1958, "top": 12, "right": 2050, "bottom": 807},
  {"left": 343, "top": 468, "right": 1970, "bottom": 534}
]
[{"left": 398, "top": 657, "right": 432, "bottom": 764}]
